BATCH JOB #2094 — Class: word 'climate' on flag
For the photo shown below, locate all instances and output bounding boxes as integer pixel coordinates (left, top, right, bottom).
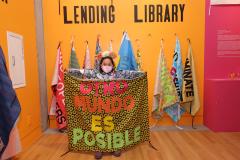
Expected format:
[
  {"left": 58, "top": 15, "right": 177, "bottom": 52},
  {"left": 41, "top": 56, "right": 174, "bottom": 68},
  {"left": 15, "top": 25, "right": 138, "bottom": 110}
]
[
  {"left": 117, "top": 32, "right": 138, "bottom": 71},
  {"left": 182, "top": 42, "right": 200, "bottom": 116},
  {"left": 152, "top": 42, "right": 179, "bottom": 119},
  {"left": 0, "top": 47, "right": 21, "bottom": 159},
  {"left": 49, "top": 44, "right": 67, "bottom": 130}
]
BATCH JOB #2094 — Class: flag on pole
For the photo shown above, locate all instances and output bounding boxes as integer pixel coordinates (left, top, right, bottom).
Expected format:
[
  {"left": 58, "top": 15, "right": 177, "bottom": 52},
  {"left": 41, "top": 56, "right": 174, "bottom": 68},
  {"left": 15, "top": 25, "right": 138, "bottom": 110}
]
[
  {"left": 50, "top": 44, "right": 67, "bottom": 130},
  {"left": 108, "top": 40, "right": 120, "bottom": 67},
  {"left": 49, "top": 45, "right": 60, "bottom": 116},
  {"left": 110, "top": 41, "right": 120, "bottom": 67},
  {"left": 108, "top": 40, "right": 113, "bottom": 52},
  {"left": 164, "top": 37, "right": 185, "bottom": 122},
  {"left": 152, "top": 43, "right": 179, "bottom": 119},
  {"left": 136, "top": 49, "right": 142, "bottom": 71},
  {"left": 96, "top": 36, "right": 101, "bottom": 54},
  {"left": 94, "top": 36, "right": 102, "bottom": 69},
  {"left": 83, "top": 43, "right": 91, "bottom": 70},
  {"left": 0, "top": 46, "right": 21, "bottom": 159},
  {"left": 68, "top": 43, "right": 80, "bottom": 70},
  {"left": 171, "top": 37, "right": 183, "bottom": 101},
  {"left": 182, "top": 42, "right": 200, "bottom": 116},
  {"left": 117, "top": 32, "right": 138, "bottom": 71}
]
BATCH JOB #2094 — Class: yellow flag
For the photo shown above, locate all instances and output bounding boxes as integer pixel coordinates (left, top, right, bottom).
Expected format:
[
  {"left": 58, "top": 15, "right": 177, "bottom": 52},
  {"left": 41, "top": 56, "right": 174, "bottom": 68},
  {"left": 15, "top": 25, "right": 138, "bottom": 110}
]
[{"left": 182, "top": 43, "right": 200, "bottom": 116}]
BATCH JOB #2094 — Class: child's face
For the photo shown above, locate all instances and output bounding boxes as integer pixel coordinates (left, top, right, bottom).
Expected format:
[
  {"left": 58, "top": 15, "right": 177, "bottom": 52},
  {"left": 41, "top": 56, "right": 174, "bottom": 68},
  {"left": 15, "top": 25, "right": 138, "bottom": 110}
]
[
  {"left": 101, "top": 58, "right": 114, "bottom": 73},
  {"left": 101, "top": 58, "right": 113, "bottom": 67}
]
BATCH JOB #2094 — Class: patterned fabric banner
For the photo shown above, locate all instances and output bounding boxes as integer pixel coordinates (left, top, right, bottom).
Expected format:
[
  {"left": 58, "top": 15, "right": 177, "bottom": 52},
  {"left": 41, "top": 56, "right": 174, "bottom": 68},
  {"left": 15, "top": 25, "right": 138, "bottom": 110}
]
[{"left": 64, "top": 71, "right": 150, "bottom": 152}]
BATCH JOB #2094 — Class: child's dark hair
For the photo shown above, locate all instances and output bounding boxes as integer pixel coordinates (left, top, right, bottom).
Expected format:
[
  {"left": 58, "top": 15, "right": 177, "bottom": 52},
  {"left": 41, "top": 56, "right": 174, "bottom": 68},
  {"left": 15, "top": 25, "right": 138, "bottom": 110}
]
[{"left": 99, "top": 56, "right": 115, "bottom": 74}]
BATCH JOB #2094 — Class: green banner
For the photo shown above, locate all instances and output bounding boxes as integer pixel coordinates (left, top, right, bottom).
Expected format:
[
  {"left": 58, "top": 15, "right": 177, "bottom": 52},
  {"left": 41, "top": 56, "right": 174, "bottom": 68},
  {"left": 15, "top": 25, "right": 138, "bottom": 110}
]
[{"left": 64, "top": 71, "right": 150, "bottom": 152}]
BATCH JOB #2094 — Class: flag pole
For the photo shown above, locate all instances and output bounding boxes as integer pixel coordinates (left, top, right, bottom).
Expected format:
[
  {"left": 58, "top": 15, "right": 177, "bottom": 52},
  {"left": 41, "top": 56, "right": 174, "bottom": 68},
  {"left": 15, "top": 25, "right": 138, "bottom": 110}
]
[
  {"left": 58, "top": 0, "right": 61, "bottom": 15},
  {"left": 174, "top": 33, "right": 178, "bottom": 38},
  {"left": 189, "top": 101, "right": 196, "bottom": 129},
  {"left": 71, "top": 36, "right": 75, "bottom": 48},
  {"left": 57, "top": 41, "right": 62, "bottom": 49},
  {"left": 83, "top": 40, "right": 89, "bottom": 74}
]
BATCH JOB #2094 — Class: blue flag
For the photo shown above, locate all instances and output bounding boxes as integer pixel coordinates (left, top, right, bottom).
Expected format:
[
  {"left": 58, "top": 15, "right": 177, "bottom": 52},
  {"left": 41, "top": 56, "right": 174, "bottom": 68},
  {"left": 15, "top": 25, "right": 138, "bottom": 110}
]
[
  {"left": 164, "top": 37, "right": 184, "bottom": 122},
  {"left": 171, "top": 37, "right": 183, "bottom": 101},
  {"left": 117, "top": 32, "right": 138, "bottom": 71},
  {"left": 0, "top": 46, "right": 21, "bottom": 157}
]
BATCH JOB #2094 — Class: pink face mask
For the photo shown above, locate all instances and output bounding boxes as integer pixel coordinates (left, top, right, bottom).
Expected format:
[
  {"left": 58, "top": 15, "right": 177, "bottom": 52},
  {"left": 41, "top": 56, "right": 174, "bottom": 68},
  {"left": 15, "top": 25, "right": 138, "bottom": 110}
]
[{"left": 101, "top": 66, "right": 113, "bottom": 73}]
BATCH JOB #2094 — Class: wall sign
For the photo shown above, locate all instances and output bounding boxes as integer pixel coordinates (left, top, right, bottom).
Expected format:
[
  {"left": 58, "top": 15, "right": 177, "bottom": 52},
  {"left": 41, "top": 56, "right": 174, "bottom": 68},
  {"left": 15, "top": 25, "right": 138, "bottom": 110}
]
[{"left": 59, "top": 1, "right": 186, "bottom": 24}]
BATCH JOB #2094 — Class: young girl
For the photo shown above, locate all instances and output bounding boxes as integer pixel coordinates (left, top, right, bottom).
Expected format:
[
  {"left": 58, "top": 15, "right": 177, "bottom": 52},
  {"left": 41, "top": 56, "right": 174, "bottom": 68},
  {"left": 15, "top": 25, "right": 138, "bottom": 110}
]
[
  {"left": 80, "top": 51, "right": 121, "bottom": 159},
  {"left": 95, "top": 52, "right": 121, "bottom": 159}
]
